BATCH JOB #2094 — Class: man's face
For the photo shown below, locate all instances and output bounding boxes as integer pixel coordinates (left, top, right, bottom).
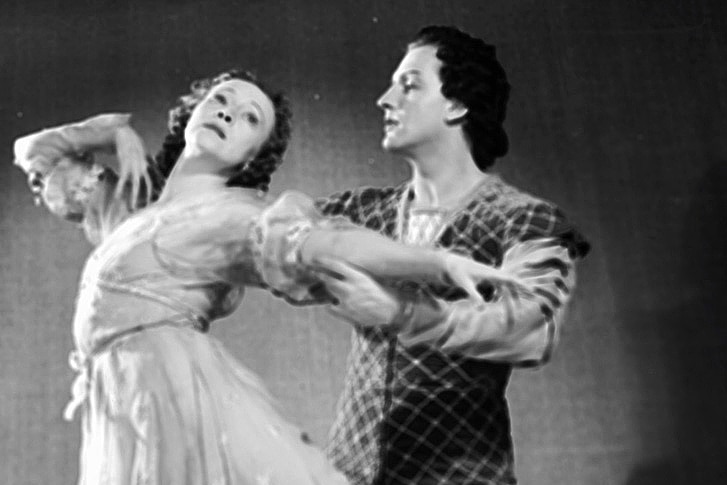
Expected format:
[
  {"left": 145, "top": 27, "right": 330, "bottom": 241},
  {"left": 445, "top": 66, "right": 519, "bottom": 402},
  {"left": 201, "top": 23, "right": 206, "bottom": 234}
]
[{"left": 377, "top": 44, "right": 455, "bottom": 155}]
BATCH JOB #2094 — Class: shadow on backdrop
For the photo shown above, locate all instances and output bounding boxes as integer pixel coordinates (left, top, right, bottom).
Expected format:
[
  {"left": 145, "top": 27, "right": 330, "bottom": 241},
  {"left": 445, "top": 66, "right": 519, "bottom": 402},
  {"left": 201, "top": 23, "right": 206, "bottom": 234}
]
[{"left": 626, "top": 162, "right": 727, "bottom": 485}]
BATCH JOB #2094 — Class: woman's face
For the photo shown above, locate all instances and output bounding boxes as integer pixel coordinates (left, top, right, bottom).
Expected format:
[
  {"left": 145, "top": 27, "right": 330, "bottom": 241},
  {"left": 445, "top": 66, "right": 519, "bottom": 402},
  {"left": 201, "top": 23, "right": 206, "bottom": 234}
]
[{"left": 184, "top": 79, "right": 276, "bottom": 168}]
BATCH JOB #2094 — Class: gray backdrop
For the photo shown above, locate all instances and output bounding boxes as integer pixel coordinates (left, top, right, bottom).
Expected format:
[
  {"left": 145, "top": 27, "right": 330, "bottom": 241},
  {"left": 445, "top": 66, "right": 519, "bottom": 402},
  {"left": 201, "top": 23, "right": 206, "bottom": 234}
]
[{"left": 1, "top": 1, "right": 726, "bottom": 484}]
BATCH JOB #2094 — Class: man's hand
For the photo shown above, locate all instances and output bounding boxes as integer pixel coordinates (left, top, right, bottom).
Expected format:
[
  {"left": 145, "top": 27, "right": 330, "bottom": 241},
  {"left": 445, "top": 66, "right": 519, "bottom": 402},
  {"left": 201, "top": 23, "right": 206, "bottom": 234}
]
[{"left": 313, "top": 257, "right": 401, "bottom": 328}]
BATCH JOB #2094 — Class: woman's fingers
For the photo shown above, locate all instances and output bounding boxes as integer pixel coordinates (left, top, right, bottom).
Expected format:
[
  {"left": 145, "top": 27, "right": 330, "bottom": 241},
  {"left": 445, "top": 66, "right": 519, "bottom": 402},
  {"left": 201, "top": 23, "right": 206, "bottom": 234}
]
[
  {"left": 131, "top": 175, "right": 140, "bottom": 208},
  {"left": 313, "top": 262, "right": 362, "bottom": 308},
  {"left": 114, "top": 124, "right": 150, "bottom": 208},
  {"left": 114, "top": 163, "right": 128, "bottom": 199},
  {"left": 315, "top": 272, "right": 344, "bottom": 301},
  {"left": 143, "top": 170, "right": 153, "bottom": 206},
  {"left": 131, "top": 163, "right": 154, "bottom": 208},
  {"left": 311, "top": 256, "right": 367, "bottom": 282},
  {"left": 115, "top": 159, "right": 151, "bottom": 209},
  {"left": 310, "top": 256, "right": 346, "bottom": 280}
]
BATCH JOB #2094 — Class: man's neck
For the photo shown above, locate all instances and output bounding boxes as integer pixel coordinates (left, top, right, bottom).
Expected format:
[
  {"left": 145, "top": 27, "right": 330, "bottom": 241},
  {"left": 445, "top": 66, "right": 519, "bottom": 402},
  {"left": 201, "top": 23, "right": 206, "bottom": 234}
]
[{"left": 406, "top": 141, "right": 489, "bottom": 209}]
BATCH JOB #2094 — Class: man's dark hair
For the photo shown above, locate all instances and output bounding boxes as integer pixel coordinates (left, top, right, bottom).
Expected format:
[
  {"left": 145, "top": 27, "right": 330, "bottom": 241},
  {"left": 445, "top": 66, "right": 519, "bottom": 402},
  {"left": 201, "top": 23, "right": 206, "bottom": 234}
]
[{"left": 411, "top": 25, "right": 510, "bottom": 171}]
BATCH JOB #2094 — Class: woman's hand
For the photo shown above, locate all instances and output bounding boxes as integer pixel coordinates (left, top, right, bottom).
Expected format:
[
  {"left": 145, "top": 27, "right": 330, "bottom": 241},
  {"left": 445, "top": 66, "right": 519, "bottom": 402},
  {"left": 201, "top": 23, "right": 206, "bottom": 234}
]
[
  {"left": 313, "top": 256, "right": 402, "bottom": 328},
  {"left": 441, "top": 251, "right": 531, "bottom": 301},
  {"left": 73, "top": 113, "right": 153, "bottom": 208},
  {"left": 14, "top": 113, "right": 153, "bottom": 210},
  {"left": 113, "top": 124, "right": 153, "bottom": 208}
]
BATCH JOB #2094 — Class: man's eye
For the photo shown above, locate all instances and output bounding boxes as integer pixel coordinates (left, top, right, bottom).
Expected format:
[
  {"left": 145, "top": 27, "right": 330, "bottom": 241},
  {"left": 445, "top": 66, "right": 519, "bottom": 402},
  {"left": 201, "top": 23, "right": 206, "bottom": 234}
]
[
  {"left": 403, "top": 83, "right": 416, "bottom": 93},
  {"left": 245, "top": 113, "right": 259, "bottom": 125},
  {"left": 214, "top": 94, "right": 227, "bottom": 105}
]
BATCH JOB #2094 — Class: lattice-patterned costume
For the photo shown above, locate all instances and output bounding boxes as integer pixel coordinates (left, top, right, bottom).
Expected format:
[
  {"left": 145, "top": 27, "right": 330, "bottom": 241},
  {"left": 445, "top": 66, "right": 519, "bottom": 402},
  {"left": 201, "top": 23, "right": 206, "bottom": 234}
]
[{"left": 318, "top": 176, "right": 589, "bottom": 485}]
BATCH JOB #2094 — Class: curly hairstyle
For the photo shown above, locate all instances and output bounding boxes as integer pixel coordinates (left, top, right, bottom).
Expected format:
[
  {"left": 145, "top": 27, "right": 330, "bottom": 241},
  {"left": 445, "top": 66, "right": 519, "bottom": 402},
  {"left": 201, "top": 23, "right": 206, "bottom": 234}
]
[
  {"left": 154, "top": 69, "right": 292, "bottom": 192},
  {"left": 410, "top": 26, "right": 511, "bottom": 171}
]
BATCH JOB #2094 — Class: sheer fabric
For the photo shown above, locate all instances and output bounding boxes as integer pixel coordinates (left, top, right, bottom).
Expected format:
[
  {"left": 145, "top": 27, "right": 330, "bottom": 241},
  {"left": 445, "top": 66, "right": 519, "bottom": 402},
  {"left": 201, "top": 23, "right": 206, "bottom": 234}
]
[{"left": 69, "top": 186, "right": 347, "bottom": 485}]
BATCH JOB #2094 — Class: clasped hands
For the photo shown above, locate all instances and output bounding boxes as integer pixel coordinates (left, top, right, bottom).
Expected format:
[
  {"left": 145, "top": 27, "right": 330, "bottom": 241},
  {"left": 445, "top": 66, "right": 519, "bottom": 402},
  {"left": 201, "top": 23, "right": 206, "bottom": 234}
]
[{"left": 312, "top": 252, "right": 529, "bottom": 329}]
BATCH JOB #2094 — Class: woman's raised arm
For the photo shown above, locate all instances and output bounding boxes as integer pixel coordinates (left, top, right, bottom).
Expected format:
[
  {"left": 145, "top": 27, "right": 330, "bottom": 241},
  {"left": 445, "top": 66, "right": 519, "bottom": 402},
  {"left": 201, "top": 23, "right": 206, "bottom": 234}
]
[
  {"left": 13, "top": 114, "right": 155, "bottom": 245},
  {"left": 13, "top": 113, "right": 153, "bottom": 212}
]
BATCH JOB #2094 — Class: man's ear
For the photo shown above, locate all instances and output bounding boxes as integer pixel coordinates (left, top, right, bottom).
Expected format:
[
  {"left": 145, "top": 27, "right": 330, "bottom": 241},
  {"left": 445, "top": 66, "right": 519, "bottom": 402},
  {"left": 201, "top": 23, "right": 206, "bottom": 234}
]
[{"left": 445, "top": 99, "right": 468, "bottom": 125}]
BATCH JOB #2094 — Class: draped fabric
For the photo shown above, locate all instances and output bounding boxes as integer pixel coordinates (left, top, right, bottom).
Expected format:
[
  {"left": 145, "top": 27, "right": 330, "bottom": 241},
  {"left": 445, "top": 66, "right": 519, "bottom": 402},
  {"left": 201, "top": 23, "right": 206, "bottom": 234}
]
[{"left": 26, "top": 166, "right": 350, "bottom": 484}]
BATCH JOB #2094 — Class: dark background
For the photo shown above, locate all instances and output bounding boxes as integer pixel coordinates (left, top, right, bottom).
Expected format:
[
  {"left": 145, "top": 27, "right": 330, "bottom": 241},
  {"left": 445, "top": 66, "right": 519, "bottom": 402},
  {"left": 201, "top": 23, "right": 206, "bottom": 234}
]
[{"left": 1, "top": 1, "right": 725, "bottom": 483}]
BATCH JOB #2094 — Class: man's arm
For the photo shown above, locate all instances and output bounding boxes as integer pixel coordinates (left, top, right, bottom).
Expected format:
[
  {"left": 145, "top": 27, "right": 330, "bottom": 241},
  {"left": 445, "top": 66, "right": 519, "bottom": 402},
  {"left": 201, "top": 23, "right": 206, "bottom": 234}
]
[
  {"left": 394, "top": 240, "right": 576, "bottom": 365},
  {"left": 318, "top": 201, "right": 588, "bottom": 366},
  {"left": 320, "top": 238, "right": 576, "bottom": 366}
]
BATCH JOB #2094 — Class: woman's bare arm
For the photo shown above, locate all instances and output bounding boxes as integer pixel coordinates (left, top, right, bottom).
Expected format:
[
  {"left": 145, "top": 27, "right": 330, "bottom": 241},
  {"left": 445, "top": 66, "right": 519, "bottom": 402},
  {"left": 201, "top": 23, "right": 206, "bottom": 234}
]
[
  {"left": 300, "top": 226, "right": 519, "bottom": 299},
  {"left": 301, "top": 227, "right": 446, "bottom": 281}
]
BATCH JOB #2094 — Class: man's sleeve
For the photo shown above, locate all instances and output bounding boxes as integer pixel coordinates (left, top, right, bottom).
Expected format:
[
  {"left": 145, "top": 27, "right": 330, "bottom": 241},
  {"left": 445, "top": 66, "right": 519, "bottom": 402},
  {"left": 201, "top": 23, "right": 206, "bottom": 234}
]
[
  {"left": 315, "top": 189, "right": 357, "bottom": 219},
  {"left": 396, "top": 202, "right": 589, "bottom": 366}
]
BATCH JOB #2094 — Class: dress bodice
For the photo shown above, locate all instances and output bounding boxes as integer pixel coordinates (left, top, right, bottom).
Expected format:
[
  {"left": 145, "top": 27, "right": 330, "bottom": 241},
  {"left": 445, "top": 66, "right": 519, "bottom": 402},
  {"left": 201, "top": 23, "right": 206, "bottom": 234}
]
[
  {"left": 12, "top": 116, "right": 333, "bottom": 354},
  {"left": 73, "top": 187, "right": 326, "bottom": 355}
]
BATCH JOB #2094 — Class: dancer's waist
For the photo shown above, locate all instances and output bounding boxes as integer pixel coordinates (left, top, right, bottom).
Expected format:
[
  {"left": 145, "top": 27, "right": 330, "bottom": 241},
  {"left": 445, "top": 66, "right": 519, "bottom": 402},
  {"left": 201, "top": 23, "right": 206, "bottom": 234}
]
[
  {"left": 73, "top": 278, "right": 209, "bottom": 354},
  {"left": 65, "top": 314, "right": 202, "bottom": 421}
]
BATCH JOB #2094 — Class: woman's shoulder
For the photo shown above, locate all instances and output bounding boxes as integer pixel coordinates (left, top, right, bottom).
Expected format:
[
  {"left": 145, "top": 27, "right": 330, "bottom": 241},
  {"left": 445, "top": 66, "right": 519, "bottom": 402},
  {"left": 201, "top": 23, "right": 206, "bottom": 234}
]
[{"left": 160, "top": 187, "right": 268, "bottom": 219}]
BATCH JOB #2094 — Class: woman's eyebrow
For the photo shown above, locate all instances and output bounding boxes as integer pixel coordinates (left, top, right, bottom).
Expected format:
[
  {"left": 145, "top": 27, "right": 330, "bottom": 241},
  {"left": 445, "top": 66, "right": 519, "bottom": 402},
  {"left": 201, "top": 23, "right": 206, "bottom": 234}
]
[
  {"left": 216, "top": 85, "right": 267, "bottom": 124},
  {"left": 249, "top": 101, "right": 266, "bottom": 124}
]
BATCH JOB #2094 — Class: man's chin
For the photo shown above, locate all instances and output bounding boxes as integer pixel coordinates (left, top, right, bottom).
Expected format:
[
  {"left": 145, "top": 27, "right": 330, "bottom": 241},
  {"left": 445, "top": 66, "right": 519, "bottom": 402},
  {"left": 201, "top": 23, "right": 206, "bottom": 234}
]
[{"left": 381, "top": 136, "right": 403, "bottom": 153}]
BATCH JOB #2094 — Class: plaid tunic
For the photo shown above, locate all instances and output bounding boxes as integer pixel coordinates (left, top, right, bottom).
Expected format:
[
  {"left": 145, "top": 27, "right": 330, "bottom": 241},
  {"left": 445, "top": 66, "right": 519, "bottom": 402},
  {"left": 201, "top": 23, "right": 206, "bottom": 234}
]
[{"left": 317, "top": 175, "right": 589, "bottom": 485}]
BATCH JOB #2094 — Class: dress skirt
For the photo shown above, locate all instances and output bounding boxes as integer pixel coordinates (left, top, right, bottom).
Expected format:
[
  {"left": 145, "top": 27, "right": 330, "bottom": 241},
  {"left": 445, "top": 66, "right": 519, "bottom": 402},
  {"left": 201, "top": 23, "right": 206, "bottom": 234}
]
[{"left": 75, "top": 324, "right": 348, "bottom": 485}]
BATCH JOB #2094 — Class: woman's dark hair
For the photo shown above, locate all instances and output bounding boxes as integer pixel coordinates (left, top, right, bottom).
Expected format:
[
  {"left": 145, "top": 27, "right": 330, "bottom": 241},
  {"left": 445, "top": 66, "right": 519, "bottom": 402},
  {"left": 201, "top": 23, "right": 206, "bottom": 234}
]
[
  {"left": 410, "top": 26, "right": 510, "bottom": 171},
  {"left": 154, "top": 69, "right": 292, "bottom": 192}
]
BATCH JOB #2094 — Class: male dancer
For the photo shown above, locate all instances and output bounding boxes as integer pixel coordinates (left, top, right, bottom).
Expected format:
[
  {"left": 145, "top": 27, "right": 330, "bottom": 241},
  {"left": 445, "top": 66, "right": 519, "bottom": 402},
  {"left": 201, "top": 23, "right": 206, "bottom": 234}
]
[{"left": 316, "top": 26, "right": 589, "bottom": 484}]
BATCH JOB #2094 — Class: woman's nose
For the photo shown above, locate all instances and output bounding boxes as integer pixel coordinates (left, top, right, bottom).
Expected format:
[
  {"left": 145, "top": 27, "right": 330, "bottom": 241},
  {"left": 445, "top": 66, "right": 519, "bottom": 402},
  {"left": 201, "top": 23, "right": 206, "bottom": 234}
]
[{"left": 217, "top": 111, "right": 233, "bottom": 124}]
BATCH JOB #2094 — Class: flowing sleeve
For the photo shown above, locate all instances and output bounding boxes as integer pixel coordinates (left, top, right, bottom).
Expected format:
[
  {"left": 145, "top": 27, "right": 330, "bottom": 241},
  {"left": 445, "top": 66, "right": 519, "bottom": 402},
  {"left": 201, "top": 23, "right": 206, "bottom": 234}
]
[
  {"left": 13, "top": 114, "right": 142, "bottom": 246},
  {"left": 396, "top": 202, "right": 590, "bottom": 365},
  {"left": 13, "top": 113, "right": 132, "bottom": 176},
  {"left": 150, "top": 190, "right": 346, "bottom": 305},
  {"left": 14, "top": 154, "right": 132, "bottom": 246},
  {"left": 150, "top": 192, "right": 265, "bottom": 287},
  {"left": 251, "top": 190, "right": 354, "bottom": 305}
]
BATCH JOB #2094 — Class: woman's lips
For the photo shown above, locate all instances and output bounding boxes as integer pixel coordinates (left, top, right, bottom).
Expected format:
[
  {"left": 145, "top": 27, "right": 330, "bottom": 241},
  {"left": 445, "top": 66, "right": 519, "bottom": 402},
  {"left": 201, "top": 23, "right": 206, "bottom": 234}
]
[{"left": 202, "top": 123, "right": 226, "bottom": 139}]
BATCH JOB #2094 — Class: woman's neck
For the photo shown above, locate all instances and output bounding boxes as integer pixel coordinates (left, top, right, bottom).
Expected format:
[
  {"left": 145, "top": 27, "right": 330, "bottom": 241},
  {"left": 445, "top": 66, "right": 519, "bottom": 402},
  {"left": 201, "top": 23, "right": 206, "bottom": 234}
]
[{"left": 157, "top": 154, "right": 229, "bottom": 203}]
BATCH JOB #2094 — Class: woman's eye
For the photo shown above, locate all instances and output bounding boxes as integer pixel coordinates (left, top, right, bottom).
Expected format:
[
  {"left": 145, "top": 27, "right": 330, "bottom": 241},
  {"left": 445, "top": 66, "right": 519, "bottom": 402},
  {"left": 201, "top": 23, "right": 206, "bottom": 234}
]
[
  {"left": 403, "top": 83, "right": 416, "bottom": 93},
  {"left": 245, "top": 113, "right": 259, "bottom": 125},
  {"left": 214, "top": 94, "right": 227, "bottom": 105}
]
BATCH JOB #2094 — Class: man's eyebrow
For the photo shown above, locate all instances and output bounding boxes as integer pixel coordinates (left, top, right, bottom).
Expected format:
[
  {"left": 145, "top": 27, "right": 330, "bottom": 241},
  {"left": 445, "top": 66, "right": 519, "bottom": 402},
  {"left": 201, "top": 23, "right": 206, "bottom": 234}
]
[{"left": 392, "top": 69, "right": 422, "bottom": 82}]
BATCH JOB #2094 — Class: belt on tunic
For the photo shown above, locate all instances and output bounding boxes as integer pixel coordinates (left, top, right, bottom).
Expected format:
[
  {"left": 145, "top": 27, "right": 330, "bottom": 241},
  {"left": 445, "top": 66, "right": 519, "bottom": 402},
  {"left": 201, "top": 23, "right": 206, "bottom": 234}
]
[{"left": 63, "top": 314, "right": 205, "bottom": 421}]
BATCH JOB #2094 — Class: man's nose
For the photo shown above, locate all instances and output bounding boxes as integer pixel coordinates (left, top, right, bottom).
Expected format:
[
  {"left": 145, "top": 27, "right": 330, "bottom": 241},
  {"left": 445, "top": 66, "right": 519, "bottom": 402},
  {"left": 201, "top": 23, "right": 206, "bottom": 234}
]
[{"left": 376, "top": 86, "right": 396, "bottom": 110}]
